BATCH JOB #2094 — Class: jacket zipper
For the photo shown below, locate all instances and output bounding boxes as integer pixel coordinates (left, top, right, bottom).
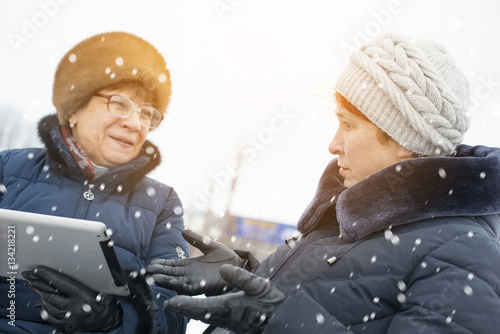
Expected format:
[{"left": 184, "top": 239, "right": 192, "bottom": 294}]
[
  {"left": 269, "top": 201, "right": 336, "bottom": 282},
  {"left": 79, "top": 183, "right": 94, "bottom": 218},
  {"left": 270, "top": 233, "right": 327, "bottom": 282}
]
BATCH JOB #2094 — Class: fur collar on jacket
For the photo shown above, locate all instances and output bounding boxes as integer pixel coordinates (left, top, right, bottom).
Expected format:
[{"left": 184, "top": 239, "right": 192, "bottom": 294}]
[
  {"left": 297, "top": 145, "right": 500, "bottom": 242},
  {"left": 37, "top": 114, "right": 161, "bottom": 189}
]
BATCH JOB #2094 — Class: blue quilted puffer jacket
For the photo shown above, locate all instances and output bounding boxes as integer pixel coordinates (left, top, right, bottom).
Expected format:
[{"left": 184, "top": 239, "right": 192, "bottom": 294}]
[
  {"left": 209, "top": 145, "right": 500, "bottom": 334},
  {"left": 259, "top": 145, "right": 500, "bottom": 333},
  {"left": 0, "top": 114, "right": 189, "bottom": 334}
]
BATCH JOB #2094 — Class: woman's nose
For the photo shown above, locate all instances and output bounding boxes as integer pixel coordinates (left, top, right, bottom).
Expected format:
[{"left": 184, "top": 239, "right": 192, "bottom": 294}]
[
  {"left": 328, "top": 129, "right": 343, "bottom": 155},
  {"left": 122, "top": 109, "right": 143, "bottom": 131}
]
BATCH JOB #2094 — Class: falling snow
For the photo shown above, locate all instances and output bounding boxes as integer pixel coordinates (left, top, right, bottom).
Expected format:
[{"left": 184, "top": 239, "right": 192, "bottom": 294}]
[
  {"left": 173, "top": 206, "right": 183, "bottom": 215},
  {"left": 147, "top": 186, "right": 156, "bottom": 197},
  {"left": 158, "top": 73, "right": 168, "bottom": 83},
  {"left": 26, "top": 225, "right": 35, "bottom": 235},
  {"left": 438, "top": 168, "right": 447, "bottom": 179},
  {"left": 115, "top": 56, "right": 124, "bottom": 66},
  {"left": 397, "top": 293, "right": 406, "bottom": 303},
  {"left": 82, "top": 303, "right": 92, "bottom": 313},
  {"left": 384, "top": 229, "right": 400, "bottom": 245}
]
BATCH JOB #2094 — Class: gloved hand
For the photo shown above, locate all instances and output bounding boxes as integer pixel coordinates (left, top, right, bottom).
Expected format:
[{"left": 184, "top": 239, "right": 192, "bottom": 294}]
[
  {"left": 164, "top": 264, "right": 287, "bottom": 334},
  {"left": 22, "top": 266, "right": 122, "bottom": 333},
  {"left": 147, "top": 229, "right": 245, "bottom": 296}
]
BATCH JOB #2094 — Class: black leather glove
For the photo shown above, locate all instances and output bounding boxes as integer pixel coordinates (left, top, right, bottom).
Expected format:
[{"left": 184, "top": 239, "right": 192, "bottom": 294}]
[
  {"left": 147, "top": 229, "right": 245, "bottom": 296},
  {"left": 22, "top": 266, "right": 123, "bottom": 333},
  {"left": 164, "top": 264, "right": 287, "bottom": 334}
]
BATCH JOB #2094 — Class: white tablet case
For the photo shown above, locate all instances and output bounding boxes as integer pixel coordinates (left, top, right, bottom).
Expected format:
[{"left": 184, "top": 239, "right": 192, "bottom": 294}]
[{"left": 0, "top": 209, "right": 130, "bottom": 296}]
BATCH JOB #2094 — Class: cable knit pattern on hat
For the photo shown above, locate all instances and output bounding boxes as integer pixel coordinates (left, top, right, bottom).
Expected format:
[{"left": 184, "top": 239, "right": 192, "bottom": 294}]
[{"left": 335, "top": 32, "right": 470, "bottom": 156}]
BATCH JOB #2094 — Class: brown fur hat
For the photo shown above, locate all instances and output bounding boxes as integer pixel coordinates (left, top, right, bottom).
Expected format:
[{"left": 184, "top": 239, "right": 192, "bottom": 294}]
[{"left": 53, "top": 31, "right": 171, "bottom": 125}]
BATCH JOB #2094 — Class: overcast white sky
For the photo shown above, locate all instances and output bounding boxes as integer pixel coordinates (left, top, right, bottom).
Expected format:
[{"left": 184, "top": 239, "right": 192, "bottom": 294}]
[{"left": 1, "top": 0, "right": 500, "bottom": 227}]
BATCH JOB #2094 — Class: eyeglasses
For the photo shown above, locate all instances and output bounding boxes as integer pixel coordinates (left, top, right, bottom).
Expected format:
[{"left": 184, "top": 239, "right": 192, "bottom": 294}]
[{"left": 94, "top": 93, "right": 164, "bottom": 129}]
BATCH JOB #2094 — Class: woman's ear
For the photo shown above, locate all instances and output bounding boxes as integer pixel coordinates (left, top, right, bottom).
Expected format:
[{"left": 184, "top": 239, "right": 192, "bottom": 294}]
[{"left": 397, "top": 145, "right": 414, "bottom": 159}]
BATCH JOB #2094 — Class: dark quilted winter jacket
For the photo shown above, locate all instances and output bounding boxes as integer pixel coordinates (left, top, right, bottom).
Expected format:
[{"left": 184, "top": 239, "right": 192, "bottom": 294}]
[
  {"left": 0, "top": 115, "right": 189, "bottom": 334},
  {"left": 256, "top": 145, "right": 500, "bottom": 333}
]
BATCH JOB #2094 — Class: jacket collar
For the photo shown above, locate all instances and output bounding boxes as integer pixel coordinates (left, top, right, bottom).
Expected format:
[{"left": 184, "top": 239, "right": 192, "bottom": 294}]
[
  {"left": 297, "top": 145, "right": 500, "bottom": 242},
  {"left": 38, "top": 114, "right": 161, "bottom": 189}
]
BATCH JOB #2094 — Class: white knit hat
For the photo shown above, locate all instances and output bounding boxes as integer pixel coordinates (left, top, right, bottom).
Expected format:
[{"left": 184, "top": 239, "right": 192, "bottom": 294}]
[{"left": 335, "top": 32, "right": 470, "bottom": 156}]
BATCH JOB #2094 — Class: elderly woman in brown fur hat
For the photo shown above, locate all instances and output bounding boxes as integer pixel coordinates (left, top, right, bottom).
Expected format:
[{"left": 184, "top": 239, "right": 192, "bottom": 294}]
[{"left": 0, "top": 32, "right": 189, "bottom": 334}]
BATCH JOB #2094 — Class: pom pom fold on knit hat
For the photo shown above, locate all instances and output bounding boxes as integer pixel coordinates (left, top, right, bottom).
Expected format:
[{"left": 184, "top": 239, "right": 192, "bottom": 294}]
[
  {"left": 53, "top": 31, "right": 171, "bottom": 126},
  {"left": 335, "top": 32, "right": 470, "bottom": 156}
]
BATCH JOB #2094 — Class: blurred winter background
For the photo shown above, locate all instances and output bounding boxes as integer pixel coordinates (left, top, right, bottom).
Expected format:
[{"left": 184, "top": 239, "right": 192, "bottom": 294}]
[{"left": 1, "top": 1, "right": 500, "bottom": 332}]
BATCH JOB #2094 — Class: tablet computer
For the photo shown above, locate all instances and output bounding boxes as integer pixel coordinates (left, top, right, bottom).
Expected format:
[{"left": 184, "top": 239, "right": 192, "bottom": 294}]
[{"left": 0, "top": 208, "right": 130, "bottom": 296}]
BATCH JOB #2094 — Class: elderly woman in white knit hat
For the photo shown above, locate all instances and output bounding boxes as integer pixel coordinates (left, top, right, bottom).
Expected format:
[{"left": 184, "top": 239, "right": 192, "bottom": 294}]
[
  {"left": 147, "top": 32, "right": 500, "bottom": 333},
  {"left": 0, "top": 32, "right": 189, "bottom": 334}
]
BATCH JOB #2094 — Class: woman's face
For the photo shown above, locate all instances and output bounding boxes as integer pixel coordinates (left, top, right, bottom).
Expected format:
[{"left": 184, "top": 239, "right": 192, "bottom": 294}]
[
  {"left": 329, "top": 106, "right": 410, "bottom": 188},
  {"left": 68, "top": 87, "right": 151, "bottom": 167}
]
